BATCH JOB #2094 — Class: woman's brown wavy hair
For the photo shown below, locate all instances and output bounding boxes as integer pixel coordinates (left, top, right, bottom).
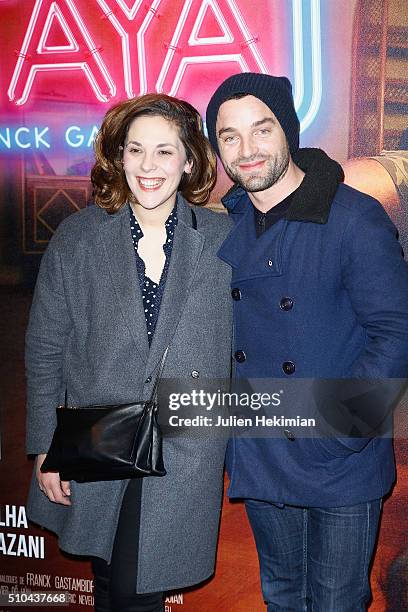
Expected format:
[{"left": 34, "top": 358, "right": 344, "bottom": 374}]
[{"left": 91, "top": 94, "right": 217, "bottom": 213}]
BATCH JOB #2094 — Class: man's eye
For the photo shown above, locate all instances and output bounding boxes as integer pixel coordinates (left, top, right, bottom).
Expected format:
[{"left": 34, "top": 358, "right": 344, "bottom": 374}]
[
  {"left": 256, "top": 129, "right": 271, "bottom": 136},
  {"left": 224, "top": 136, "right": 237, "bottom": 144}
]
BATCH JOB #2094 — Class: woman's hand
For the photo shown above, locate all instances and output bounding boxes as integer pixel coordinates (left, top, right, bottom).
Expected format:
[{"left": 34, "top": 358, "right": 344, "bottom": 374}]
[{"left": 36, "top": 454, "right": 71, "bottom": 506}]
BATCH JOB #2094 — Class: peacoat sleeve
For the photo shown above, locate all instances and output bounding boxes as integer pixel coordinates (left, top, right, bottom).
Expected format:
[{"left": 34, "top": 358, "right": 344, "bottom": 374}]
[
  {"left": 314, "top": 196, "right": 408, "bottom": 458},
  {"left": 341, "top": 196, "right": 408, "bottom": 378},
  {"left": 25, "top": 231, "right": 72, "bottom": 455}
]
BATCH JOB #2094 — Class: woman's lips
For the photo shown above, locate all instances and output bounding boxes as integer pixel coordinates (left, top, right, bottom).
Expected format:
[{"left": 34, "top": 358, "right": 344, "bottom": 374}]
[{"left": 137, "top": 177, "right": 165, "bottom": 191}]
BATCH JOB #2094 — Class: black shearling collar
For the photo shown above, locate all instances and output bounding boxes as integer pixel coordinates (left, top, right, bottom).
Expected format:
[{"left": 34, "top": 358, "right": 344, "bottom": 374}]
[{"left": 221, "top": 148, "right": 344, "bottom": 225}]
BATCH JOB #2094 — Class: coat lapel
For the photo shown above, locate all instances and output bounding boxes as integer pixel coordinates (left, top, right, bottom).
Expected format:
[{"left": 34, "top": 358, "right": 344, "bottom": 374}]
[
  {"left": 217, "top": 205, "right": 256, "bottom": 269},
  {"left": 218, "top": 201, "right": 286, "bottom": 281},
  {"left": 146, "top": 196, "right": 204, "bottom": 375},
  {"left": 99, "top": 205, "right": 150, "bottom": 362}
]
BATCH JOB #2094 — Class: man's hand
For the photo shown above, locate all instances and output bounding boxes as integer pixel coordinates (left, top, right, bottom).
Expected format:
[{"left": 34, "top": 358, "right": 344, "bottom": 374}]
[{"left": 36, "top": 453, "right": 71, "bottom": 505}]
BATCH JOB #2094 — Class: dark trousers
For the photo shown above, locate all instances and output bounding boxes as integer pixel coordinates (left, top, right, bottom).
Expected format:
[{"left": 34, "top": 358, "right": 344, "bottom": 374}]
[{"left": 92, "top": 478, "right": 164, "bottom": 612}]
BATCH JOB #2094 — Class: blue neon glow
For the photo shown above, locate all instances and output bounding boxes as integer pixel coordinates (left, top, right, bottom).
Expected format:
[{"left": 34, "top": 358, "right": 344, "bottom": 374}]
[
  {"left": 65, "top": 125, "right": 99, "bottom": 148},
  {"left": 0, "top": 126, "right": 51, "bottom": 150},
  {"left": 292, "top": 0, "right": 322, "bottom": 133},
  {"left": 0, "top": 125, "right": 102, "bottom": 151}
]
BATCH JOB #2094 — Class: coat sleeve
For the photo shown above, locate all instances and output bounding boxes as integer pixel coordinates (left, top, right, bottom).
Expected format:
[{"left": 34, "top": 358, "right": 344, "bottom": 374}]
[
  {"left": 315, "top": 198, "right": 408, "bottom": 458},
  {"left": 341, "top": 197, "right": 408, "bottom": 378},
  {"left": 25, "top": 233, "right": 72, "bottom": 455}
]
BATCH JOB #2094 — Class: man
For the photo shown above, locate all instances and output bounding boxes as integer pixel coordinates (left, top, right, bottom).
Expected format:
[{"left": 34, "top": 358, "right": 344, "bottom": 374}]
[{"left": 206, "top": 73, "right": 408, "bottom": 611}]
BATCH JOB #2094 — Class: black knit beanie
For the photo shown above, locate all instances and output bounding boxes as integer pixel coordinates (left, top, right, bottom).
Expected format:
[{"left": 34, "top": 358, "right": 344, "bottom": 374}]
[{"left": 206, "top": 73, "right": 300, "bottom": 156}]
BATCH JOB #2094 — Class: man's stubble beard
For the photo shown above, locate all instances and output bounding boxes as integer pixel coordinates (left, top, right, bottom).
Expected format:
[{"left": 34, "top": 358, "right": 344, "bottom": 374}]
[{"left": 224, "top": 143, "right": 290, "bottom": 193}]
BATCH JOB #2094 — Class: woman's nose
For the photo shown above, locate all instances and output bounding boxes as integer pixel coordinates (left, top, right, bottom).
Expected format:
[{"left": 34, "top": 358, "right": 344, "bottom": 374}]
[{"left": 140, "top": 153, "right": 157, "bottom": 173}]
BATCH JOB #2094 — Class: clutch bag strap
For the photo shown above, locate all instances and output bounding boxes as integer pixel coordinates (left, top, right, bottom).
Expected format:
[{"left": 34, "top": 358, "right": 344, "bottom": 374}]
[{"left": 149, "top": 346, "right": 169, "bottom": 404}]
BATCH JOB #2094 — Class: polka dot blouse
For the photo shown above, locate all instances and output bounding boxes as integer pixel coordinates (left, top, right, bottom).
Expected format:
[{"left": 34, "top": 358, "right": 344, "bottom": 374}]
[{"left": 129, "top": 203, "right": 178, "bottom": 346}]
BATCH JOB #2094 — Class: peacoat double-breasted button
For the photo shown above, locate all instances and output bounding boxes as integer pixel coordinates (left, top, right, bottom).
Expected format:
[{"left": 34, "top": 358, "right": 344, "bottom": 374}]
[
  {"left": 284, "top": 429, "right": 296, "bottom": 441},
  {"left": 231, "top": 288, "right": 242, "bottom": 301},
  {"left": 191, "top": 370, "right": 200, "bottom": 379},
  {"left": 282, "top": 361, "right": 296, "bottom": 375},
  {"left": 145, "top": 376, "right": 152, "bottom": 384},
  {"left": 234, "top": 350, "right": 246, "bottom": 363},
  {"left": 280, "top": 297, "right": 294, "bottom": 311}
]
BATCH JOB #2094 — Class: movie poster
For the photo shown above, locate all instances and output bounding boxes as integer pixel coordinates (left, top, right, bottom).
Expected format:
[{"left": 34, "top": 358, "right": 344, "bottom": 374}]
[{"left": 0, "top": 1, "right": 407, "bottom": 610}]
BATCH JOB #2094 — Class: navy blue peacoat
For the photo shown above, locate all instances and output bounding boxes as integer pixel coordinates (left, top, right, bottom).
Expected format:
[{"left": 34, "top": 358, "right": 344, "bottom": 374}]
[{"left": 218, "top": 148, "right": 408, "bottom": 507}]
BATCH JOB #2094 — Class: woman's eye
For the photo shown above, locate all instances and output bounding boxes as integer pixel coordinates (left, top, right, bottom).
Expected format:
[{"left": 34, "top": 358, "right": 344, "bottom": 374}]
[
  {"left": 127, "top": 147, "right": 141, "bottom": 154},
  {"left": 158, "top": 150, "right": 172, "bottom": 155}
]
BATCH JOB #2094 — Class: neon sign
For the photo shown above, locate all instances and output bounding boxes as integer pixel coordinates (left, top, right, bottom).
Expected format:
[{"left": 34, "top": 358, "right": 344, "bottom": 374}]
[
  {"left": 0, "top": 127, "right": 51, "bottom": 150},
  {"left": 155, "top": 0, "right": 269, "bottom": 94},
  {"left": 0, "top": 125, "right": 101, "bottom": 150},
  {"left": 4, "top": 0, "right": 322, "bottom": 134},
  {"left": 292, "top": 0, "right": 322, "bottom": 132},
  {"left": 8, "top": 0, "right": 115, "bottom": 104}
]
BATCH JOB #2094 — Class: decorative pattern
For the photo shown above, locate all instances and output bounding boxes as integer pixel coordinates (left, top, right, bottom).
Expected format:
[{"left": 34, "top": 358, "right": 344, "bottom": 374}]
[{"left": 23, "top": 175, "right": 92, "bottom": 254}]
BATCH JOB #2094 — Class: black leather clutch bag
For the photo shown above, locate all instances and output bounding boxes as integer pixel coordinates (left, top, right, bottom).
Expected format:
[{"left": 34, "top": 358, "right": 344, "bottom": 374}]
[{"left": 40, "top": 350, "right": 168, "bottom": 483}]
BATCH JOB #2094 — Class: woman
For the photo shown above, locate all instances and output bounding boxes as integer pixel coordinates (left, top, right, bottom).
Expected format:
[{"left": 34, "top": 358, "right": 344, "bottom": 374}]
[{"left": 25, "top": 94, "right": 232, "bottom": 611}]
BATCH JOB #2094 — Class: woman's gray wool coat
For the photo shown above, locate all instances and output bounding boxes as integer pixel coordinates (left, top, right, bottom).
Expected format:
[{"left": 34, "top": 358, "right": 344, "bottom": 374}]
[{"left": 25, "top": 195, "right": 233, "bottom": 593}]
